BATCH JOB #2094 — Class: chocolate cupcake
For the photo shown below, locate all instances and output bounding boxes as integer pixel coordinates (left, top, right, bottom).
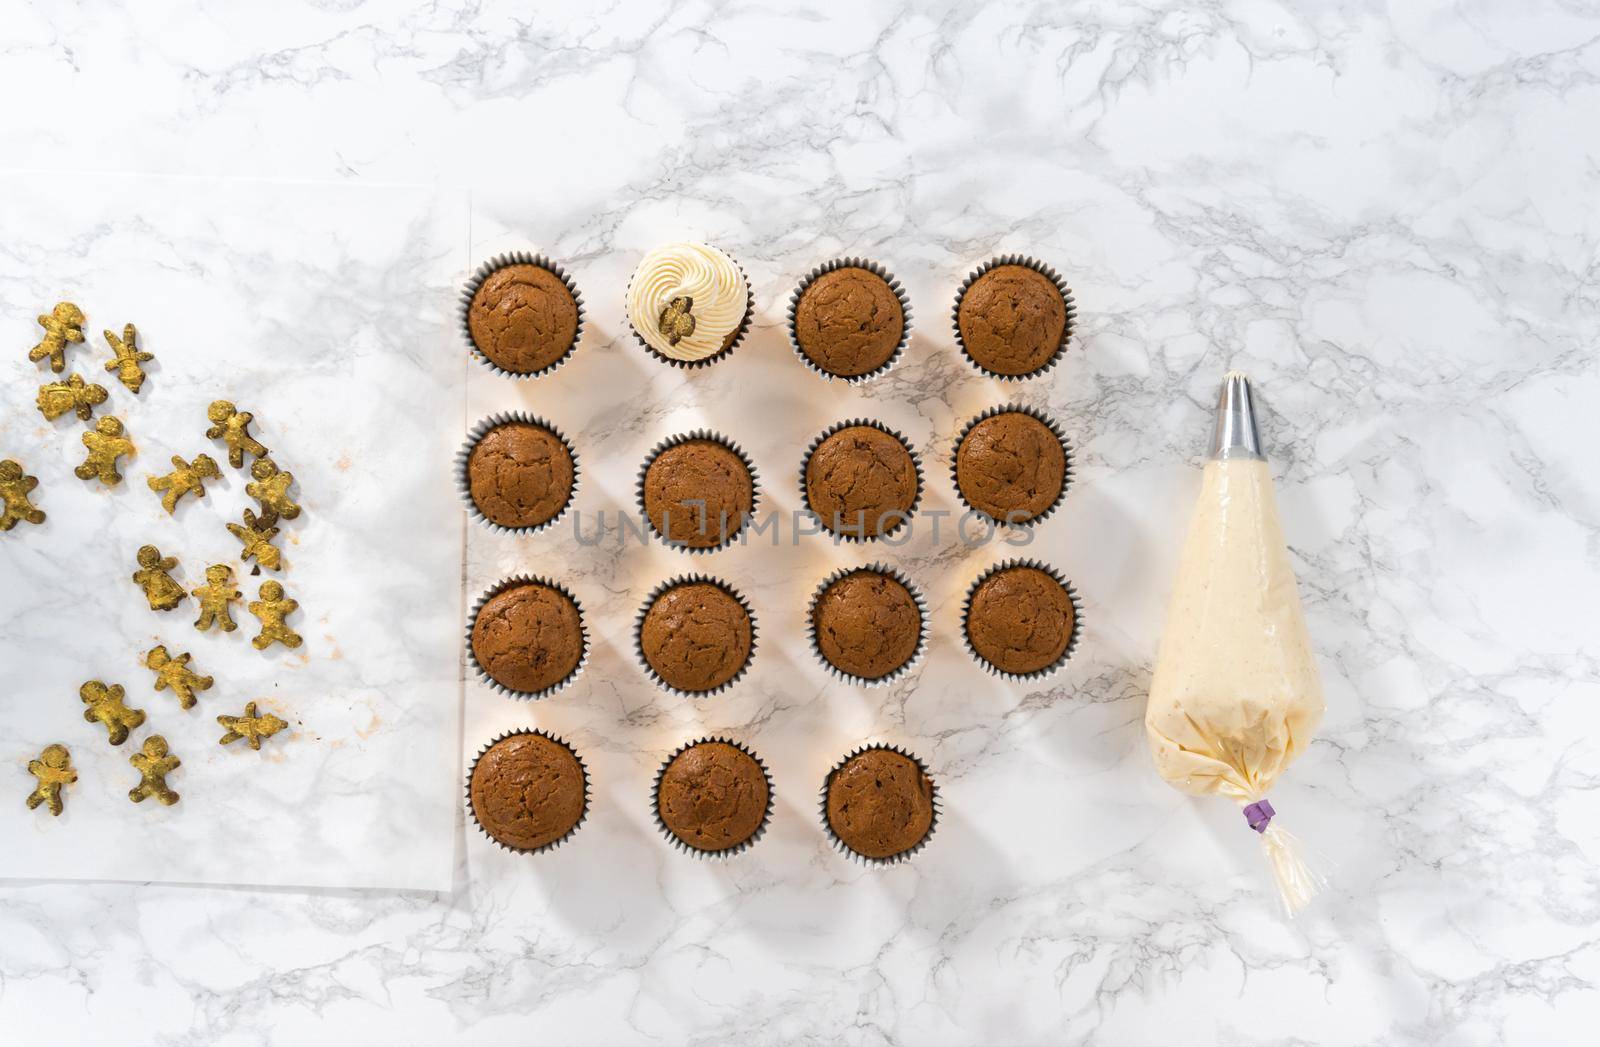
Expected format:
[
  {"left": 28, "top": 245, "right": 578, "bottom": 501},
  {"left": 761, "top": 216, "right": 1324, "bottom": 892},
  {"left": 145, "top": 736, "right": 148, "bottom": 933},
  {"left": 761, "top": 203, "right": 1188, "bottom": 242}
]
[
  {"left": 625, "top": 243, "right": 753, "bottom": 368},
  {"left": 466, "top": 729, "right": 589, "bottom": 854},
  {"left": 951, "top": 404, "right": 1070, "bottom": 527},
  {"left": 952, "top": 255, "right": 1075, "bottom": 380},
  {"left": 651, "top": 738, "right": 774, "bottom": 857},
  {"left": 787, "top": 258, "right": 910, "bottom": 382},
  {"left": 820, "top": 744, "right": 938, "bottom": 864},
  {"left": 807, "top": 563, "right": 928, "bottom": 686},
  {"left": 962, "top": 559, "right": 1082, "bottom": 680},
  {"left": 800, "top": 420, "right": 922, "bottom": 541},
  {"left": 460, "top": 252, "right": 583, "bottom": 378},
  {"left": 634, "top": 575, "right": 756, "bottom": 696},
  {"left": 466, "top": 576, "right": 587, "bottom": 699},
  {"left": 637, "top": 431, "right": 758, "bottom": 553},
  {"left": 456, "top": 412, "right": 578, "bottom": 534}
]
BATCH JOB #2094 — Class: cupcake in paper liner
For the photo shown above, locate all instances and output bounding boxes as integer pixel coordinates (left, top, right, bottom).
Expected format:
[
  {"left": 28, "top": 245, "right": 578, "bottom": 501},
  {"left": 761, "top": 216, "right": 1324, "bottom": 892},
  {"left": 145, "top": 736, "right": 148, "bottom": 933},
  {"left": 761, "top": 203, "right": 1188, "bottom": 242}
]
[
  {"left": 786, "top": 257, "right": 911, "bottom": 383},
  {"left": 799, "top": 419, "right": 922, "bottom": 543},
  {"left": 633, "top": 574, "right": 757, "bottom": 697},
  {"left": 949, "top": 403, "right": 1072, "bottom": 528},
  {"left": 465, "top": 728, "right": 590, "bottom": 855},
  {"left": 465, "top": 575, "right": 588, "bottom": 700},
  {"left": 625, "top": 243, "right": 753, "bottom": 369},
  {"left": 951, "top": 254, "right": 1075, "bottom": 380},
  {"left": 455, "top": 412, "right": 579, "bottom": 536},
  {"left": 635, "top": 429, "right": 759, "bottom": 554},
  {"left": 806, "top": 562, "right": 928, "bottom": 687},
  {"left": 961, "top": 558, "right": 1083, "bottom": 682},
  {"left": 460, "top": 251, "right": 584, "bottom": 379},
  {"left": 651, "top": 736, "right": 775, "bottom": 858},
  {"left": 819, "top": 743, "right": 939, "bottom": 866}
]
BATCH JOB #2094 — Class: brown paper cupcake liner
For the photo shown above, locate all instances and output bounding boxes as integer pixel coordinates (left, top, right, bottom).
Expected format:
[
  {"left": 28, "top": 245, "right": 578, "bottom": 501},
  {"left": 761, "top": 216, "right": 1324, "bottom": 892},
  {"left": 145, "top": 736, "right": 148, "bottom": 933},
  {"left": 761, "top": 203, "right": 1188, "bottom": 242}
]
[
  {"left": 818, "top": 742, "right": 940, "bottom": 867},
  {"left": 465, "top": 728, "right": 590, "bottom": 855},
  {"left": 454, "top": 411, "right": 580, "bottom": 537},
  {"left": 459, "top": 251, "right": 585, "bottom": 380},
  {"left": 948, "top": 403, "right": 1073, "bottom": 528},
  {"left": 960, "top": 557, "right": 1083, "bottom": 682},
  {"left": 798, "top": 418, "right": 924, "bottom": 544},
  {"left": 632, "top": 574, "right": 759, "bottom": 698},
  {"left": 805, "top": 561, "right": 929, "bottom": 688},
  {"left": 625, "top": 248, "right": 754, "bottom": 370},
  {"left": 634, "top": 429, "right": 761, "bottom": 555},
  {"left": 464, "top": 574, "right": 588, "bottom": 700},
  {"left": 950, "top": 254, "right": 1076, "bottom": 382},
  {"left": 650, "top": 736, "right": 775, "bottom": 859},
  {"left": 785, "top": 257, "right": 913, "bottom": 384}
]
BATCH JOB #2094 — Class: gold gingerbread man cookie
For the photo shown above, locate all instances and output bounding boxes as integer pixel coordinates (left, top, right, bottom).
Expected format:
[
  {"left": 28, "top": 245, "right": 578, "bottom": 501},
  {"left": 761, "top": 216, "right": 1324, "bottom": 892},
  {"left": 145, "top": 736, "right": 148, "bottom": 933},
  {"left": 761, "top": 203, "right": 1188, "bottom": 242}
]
[
  {"left": 205, "top": 400, "right": 269, "bottom": 469},
  {"left": 145, "top": 644, "right": 213, "bottom": 710},
  {"left": 29, "top": 302, "right": 85, "bottom": 373},
  {"left": 103, "top": 323, "right": 153, "bottom": 393},
  {"left": 0, "top": 460, "right": 46, "bottom": 531},
  {"left": 36, "top": 373, "right": 109, "bottom": 422},
  {"left": 133, "top": 544, "right": 186, "bottom": 611},
  {"left": 217, "top": 701, "right": 289, "bottom": 751},
  {"left": 27, "top": 744, "right": 77, "bottom": 816},
  {"left": 146, "top": 453, "right": 221, "bottom": 514},
  {"left": 128, "top": 735, "right": 180, "bottom": 806},
  {"left": 192, "top": 564, "right": 242, "bottom": 632},
  {"left": 659, "top": 296, "right": 697, "bottom": 345},
  {"left": 246, "top": 458, "right": 301, "bottom": 520},
  {"left": 228, "top": 508, "right": 283, "bottom": 573},
  {"left": 80, "top": 680, "right": 146, "bottom": 745},
  {"left": 74, "top": 416, "right": 135, "bottom": 487},
  {"left": 248, "top": 581, "right": 302, "bottom": 650}
]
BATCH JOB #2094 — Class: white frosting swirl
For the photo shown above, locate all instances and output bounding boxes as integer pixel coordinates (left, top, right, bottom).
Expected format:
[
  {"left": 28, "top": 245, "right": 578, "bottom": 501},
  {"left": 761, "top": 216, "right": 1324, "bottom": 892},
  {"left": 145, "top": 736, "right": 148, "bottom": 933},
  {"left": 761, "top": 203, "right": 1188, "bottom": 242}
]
[{"left": 626, "top": 242, "right": 749, "bottom": 361}]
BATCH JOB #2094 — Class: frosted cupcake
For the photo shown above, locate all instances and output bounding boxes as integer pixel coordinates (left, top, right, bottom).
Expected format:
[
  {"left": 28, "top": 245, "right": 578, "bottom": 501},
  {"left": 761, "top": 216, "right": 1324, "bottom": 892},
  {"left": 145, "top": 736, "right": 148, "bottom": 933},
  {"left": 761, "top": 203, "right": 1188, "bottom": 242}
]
[{"left": 625, "top": 243, "right": 752, "bottom": 367}]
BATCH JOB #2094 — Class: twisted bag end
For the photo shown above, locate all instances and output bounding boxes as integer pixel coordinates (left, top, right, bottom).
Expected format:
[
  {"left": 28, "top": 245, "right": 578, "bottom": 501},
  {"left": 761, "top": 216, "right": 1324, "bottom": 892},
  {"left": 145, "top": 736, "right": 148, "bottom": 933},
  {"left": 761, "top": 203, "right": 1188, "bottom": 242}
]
[{"left": 1244, "top": 798, "right": 1326, "bottom": 916}]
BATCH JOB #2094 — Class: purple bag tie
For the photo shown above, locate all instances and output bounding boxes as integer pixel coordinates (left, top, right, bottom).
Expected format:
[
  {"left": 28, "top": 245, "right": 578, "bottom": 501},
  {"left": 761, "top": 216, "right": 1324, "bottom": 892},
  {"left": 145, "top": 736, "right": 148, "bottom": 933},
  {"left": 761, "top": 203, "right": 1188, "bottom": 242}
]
[{"left": 1243, "top": 798, "right": 1275, "bottom": 833}]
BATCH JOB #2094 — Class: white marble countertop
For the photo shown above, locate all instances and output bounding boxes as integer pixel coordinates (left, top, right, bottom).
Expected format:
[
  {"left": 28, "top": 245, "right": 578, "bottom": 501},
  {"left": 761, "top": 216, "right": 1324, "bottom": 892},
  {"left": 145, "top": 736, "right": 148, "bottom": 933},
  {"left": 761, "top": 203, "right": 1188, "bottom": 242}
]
[{"left": 4, "top": 2, "right": 1599, "bottom": 1044}]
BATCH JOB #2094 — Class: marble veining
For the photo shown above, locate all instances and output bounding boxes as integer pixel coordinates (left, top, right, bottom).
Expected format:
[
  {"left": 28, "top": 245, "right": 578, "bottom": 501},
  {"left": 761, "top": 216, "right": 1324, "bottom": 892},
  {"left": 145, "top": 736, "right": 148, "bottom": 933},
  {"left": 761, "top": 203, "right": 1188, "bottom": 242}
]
[{"left": 3, "top": 0, "right": 1600, "bottom": 1043}]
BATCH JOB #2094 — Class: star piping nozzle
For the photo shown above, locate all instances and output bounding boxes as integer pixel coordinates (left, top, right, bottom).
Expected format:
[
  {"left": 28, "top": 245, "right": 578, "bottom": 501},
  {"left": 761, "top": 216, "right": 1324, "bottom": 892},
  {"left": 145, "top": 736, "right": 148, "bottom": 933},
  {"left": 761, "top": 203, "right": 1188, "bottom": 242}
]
[{"left": 1211, "top": 370, "right": 1264, "bottom": 461}]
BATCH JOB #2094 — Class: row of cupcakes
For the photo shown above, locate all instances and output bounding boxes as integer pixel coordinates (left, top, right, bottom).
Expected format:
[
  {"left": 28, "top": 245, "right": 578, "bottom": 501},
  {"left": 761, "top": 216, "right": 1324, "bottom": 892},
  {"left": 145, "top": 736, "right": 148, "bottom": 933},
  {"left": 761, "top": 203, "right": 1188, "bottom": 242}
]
[
  {"left": 467, "top": 731, "right": 937, "bottom": 864},
  {"left": 466, "top": 561, "right": 1082, "bottom": 701},
  {"left": 455, "top": 406, "right": 1072, "bottom": 546},
  {"left": 460, "top": 246, "right": 1075, "bottom": 383}
]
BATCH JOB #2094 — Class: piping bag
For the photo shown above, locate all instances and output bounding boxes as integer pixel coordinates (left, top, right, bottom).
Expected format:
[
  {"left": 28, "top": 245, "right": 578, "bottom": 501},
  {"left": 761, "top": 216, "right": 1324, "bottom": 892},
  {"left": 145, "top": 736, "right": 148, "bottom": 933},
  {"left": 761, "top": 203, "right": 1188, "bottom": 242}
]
[{"left": 1145, "top": 372, "right": 1326, "bottom": 914}]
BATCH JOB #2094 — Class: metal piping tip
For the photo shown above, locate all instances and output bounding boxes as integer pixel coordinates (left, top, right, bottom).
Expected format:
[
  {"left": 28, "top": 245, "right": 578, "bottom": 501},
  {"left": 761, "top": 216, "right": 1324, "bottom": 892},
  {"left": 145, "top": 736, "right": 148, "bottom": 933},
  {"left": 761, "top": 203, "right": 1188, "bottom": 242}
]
[{"left": 1210, "top": 370, "right": 1264, "bottom": 461}]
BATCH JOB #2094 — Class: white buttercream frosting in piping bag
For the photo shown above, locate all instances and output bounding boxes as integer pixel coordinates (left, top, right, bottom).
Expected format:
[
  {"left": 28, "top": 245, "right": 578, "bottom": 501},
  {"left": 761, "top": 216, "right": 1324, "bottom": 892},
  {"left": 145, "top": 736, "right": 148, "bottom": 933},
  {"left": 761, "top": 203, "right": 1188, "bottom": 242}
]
[
  {"left": 1144, "top": 372, "right": 1327, "bottom": 915},
  {"left": 626, "top": 242, "right": 749, "bottom": 361}
]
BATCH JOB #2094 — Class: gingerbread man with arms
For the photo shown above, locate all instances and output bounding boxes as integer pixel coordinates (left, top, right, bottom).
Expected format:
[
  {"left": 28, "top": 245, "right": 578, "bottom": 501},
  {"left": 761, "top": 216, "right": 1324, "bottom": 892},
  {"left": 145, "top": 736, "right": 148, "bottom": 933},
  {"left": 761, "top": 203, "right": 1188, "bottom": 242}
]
[
  {"left": 246, "top": 458, "right": 300, "bottom": 520},
  {"left": 29, "top": 302, "right": 85, "bottom": 373},
  {"left": 228, "top": 509, "right": 282, "bottom": 572},
  {"left": 205, "top": 400, "right": 268, "bottom": 469},
  {"left": 249, "top": 581, "right": 302, "bottom": 650},
  {"left": 27, "top": 744, "right": 77, "bottom": 816},
  {"left": 145, "top": 645, "right": 213, "bottom": 710},
  {"left": 128, "top": 736, "right": 180, "bottom": 806},
  {"left": 0, "top": 460, "right": 46, "bottom": 531},
  {"left": 218, "top": 702, "right": 288, "bottom": 751},
  {"left": 36, "top": 373, "right": 108, "bottom": 422},
  {"left": 192, "top": 564, "right": 242, "bottom": 632},
  {"left": 80, "top": 681, "right": 146, "bottom": 745},
  {"left": 75, "top": 416, "right": 135, "bottom": 487},
  {"left": 147, "top": 453, "right": 221, "bottom": 514},
  {"left": 103, "top": 323, "right": 153, "bottom": 393}
]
